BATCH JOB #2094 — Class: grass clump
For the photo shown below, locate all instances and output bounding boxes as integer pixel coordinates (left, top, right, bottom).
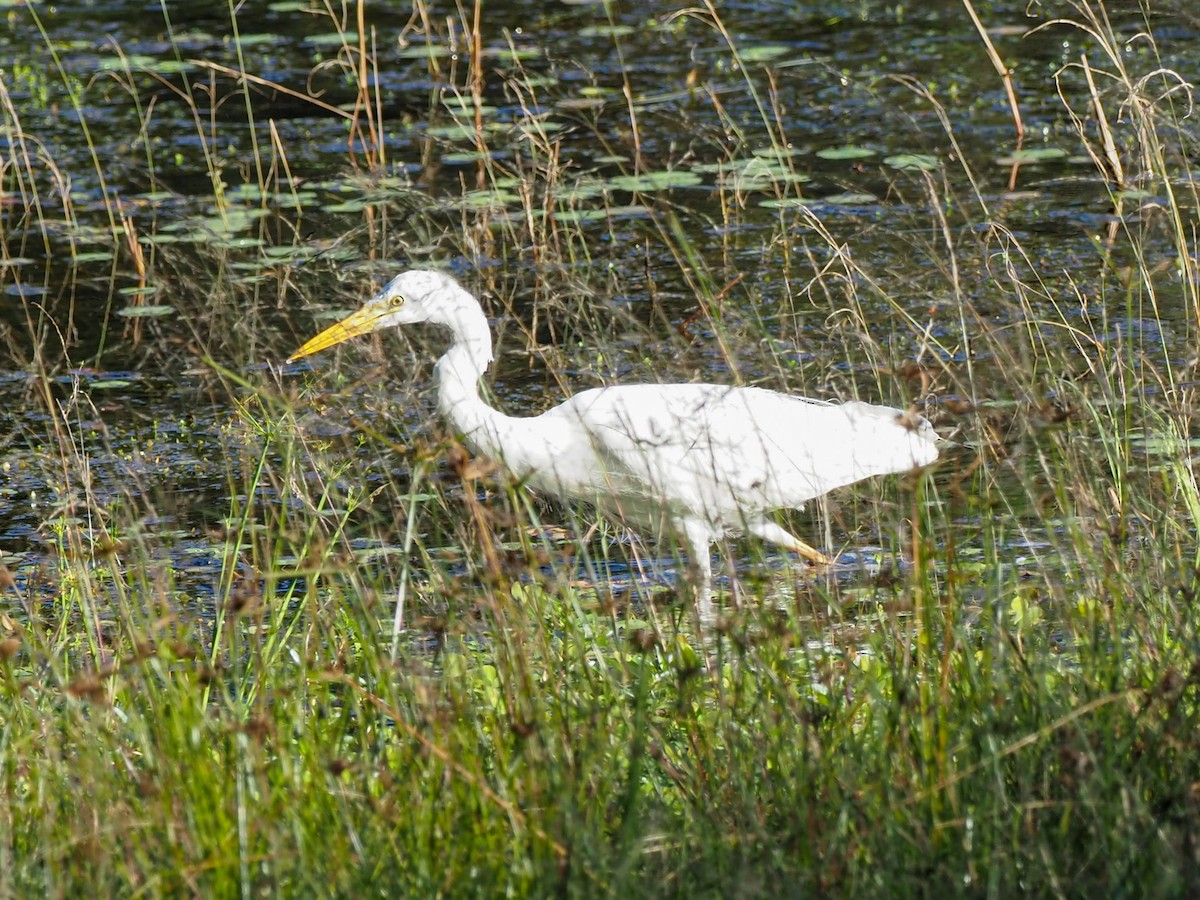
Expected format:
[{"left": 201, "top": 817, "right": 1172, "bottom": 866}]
[
  {"left": 4, "top": 527, "right": 1200, "bottom": 894},
  {"left": 2, "top": 0, "right": 1200, "bottom": 895}
]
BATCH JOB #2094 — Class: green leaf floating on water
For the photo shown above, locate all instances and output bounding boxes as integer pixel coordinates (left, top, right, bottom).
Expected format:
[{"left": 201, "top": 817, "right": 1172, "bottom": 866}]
[
  {"left": 98, "top": 54, "right": 157, "bottom": 70},
  {"left": 323, "top": 200, "right": 372, "bottom": 213},
  {"left": 817, "top": 145, "right": 877, "bottom": 161},
  {"left": 752, "top": 146, "right": 802, "bottom": 159},
  {"left": 213, "top": 236, "right": 265, "bottom": 251},
  {"left": 606, "top": 171, "right": 703, "bottom": 192},
  {"left": 821, "top": 191, "right": 879, "bottom": 206},
  {"left": 397, "top": 43, "right": 451, "bottom": 60},
  {"left": 441, "top": 101, "right": 499, "bottom": 119},
  {"left": 995, "top": 148, "right": 1068, "bottom": 165},
  {"left": 578, "top": 24, "right": 636, "bottom": 38},
  {"left": 516, "top": 119, "right": 565, "bottom": 136},
  {"left": 738, "top": 45, "right": 792, "bottom": 63},
  {"left": 458, "top": 189, "right": 522, "bottom": 209},
  {"left": 441, "top": 151, "right": 497, "bottom": 165},
  {"left": 759, "top": 197, "right": 818, "bottom": 209},
  {"left": 231, "top": 33, "right": 279, "bottom": 47},
  {"left": 426, "top": 122, "right": 505, "bottom": 140},
  {"left": 884, "top": 153, "right": 940, "bottom": 171},
  {"left": 550, "top": 205, "right": 649, "bottom": 223},
  {"left": 557, "top": 97, "right": 607, "bottom": 111},
  {"left": 306, "top": 32, "right": 359, "bottom": 47},
  {"left": 718, "top": 156, "right": 810, "bottom": 190},
  {"left": 88, "top": 380, "right": 134, "bottom": 390},
  {"left": 98, "top": 54, "right": 194, "bottom": 74},
  {"left": 263, "top": 245, "right": 319, "bottom": 261},
  {"left": 117, "top": 305, "right": 175, "bottom": 318}
]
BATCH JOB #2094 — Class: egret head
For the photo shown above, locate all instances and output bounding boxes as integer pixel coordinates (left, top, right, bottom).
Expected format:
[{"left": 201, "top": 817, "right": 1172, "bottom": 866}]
[{"left": 288, "top": 269, "right": 473, "bottom": 362}]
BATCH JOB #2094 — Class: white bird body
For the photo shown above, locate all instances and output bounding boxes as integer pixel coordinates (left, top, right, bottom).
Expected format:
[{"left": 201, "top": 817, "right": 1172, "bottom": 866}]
[{"left": 291, "top": 269, "right": 939, "bottom": 623}]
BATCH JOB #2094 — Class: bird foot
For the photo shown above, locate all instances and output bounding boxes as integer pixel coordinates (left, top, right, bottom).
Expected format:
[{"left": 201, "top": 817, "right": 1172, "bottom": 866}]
[{"left": 794, "top": 543, "right": 835, "bottom": 567}]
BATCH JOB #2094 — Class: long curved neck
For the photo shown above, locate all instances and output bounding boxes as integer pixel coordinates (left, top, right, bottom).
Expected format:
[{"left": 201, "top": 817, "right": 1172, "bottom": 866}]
[{"left": 432, "top": 302, "right": 518, "bottom": 460}]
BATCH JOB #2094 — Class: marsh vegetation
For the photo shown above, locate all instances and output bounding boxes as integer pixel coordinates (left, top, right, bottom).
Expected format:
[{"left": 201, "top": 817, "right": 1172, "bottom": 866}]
[{"left": 2, "top": 0, "right": 1200, "bottom": 894}]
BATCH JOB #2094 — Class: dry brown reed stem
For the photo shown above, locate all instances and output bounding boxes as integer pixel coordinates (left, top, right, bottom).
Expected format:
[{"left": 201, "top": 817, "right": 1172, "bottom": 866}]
[
  {"left": 960, "top": 0, "right": 1025, "bottom": 142},
  {"left": 1082, "top": 55, "right": 1126, "bottom": 189},
  {"left": 188, "top": 61, "right": 356, "bottom": 123}
]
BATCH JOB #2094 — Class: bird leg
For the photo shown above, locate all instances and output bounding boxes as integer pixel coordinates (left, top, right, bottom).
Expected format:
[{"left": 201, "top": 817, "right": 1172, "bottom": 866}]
[
  {"left": 722, "top": 540, "right": 744, "bottom": 611},
  {"left": 680, "top": 524, "right": 716, "bottom": 629},
  {"left": 623, "top": 531, "right": 652, "bottom": 586},
  {"left": 746, "top": 520, "right": 834, "bottom": 567}
]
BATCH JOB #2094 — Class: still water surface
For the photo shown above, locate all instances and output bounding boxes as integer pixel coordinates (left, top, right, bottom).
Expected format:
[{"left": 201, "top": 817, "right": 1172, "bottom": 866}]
[{"left": 1, "top": 1, "right": 1195, "bottom": 611}]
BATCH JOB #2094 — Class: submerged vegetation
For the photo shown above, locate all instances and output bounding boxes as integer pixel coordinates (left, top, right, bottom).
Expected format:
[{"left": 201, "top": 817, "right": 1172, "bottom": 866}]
[{"left": 2, "top": 0, "right": 1200, "bottom": 894}]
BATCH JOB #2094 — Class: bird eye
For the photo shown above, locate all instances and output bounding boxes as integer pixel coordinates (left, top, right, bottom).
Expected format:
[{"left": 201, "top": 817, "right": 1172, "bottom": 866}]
[{"left": 391, "top": 294, "right": 404, "bottom": 307}]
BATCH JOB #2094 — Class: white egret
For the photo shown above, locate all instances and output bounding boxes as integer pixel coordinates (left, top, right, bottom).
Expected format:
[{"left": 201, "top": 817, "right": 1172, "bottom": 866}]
[{"left": 289, "top": 269, "right": 939, "bottom": 623}]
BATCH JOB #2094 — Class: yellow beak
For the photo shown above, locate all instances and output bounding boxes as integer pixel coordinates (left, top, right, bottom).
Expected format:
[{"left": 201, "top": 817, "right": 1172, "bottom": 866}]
[{"left": 288, "top": 303, "right": 391, "bottom": 362}]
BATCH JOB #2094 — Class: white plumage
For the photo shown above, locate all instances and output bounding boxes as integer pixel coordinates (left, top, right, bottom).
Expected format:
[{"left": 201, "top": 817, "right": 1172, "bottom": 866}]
[{"left": 290, "top": 269, "right": 939, "bottom": 623}]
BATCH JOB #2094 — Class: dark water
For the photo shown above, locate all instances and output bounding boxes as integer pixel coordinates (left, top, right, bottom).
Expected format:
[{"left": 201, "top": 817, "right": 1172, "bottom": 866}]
[{"left": 1, "top": 1, "right": 1197, "bottom": 605}]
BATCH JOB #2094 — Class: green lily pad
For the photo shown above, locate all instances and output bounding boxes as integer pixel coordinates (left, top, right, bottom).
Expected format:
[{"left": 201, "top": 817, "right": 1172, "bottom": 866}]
[
  {"left": 442, "top": 100, "right": 499, "bottom": 118},
  {"left": 493, "top": 47, "right": 543, "bottom": 62},
  {"left": 274, "top": 192, "right": 317, "bottom": 210},
  {"left": 817, "top": 145, "right": 877, "bottom": 161},
  {"left": 117, "top": 305, "right": 175, "bottom": 318},
  {"left": 441, "top": 151, "right": 498, "bottom": 164},
  {"left": 212, "top": 236, "right": 265, "bottom": 250},
  {"left": 323, "top": 200, "right": 372, "bottom": 214},
  {"left": 550, "top": 204, "right": 648, "bottom": 223},
  {"left": 557, "top": 97, "right": 607, "bottom": 111},
  {"left": 426, "top": 122, "right": 504, "bottom": 140},
  {"left": 752, "top": 146, "right": 802, "bottom": 159},
  {"left": 607, "top": 171, "right": 703, "bottom": 192},
  {"left": 98, "top": 54, "right": 158, "bottom": 71},
  {"left": 458, "top": 189, "right": 521, "bottom": 209},
  {"left": 578, "top": 24, "right": 636, "bottom": 38},
  {"left": 759, "top": 197, "right": 818, "bottom": 209},
  {"left": 306, "top": 31, "right": 358, "bottom": 46},
  {"left": 560, "top": 178, "right": 606, "bottom": 201},
  {"left": 225, "top": 183, "right": 266, "bottom": 202},
  {"left": 263, "top": 245, "right": 319, "bottom": 261},
  {"left": 884, "top": 153, "right": 940, "bottom": 171},
  {"left": 198, "top": 207, "right": 267, "bottom": 235},
  {"left": 739, "top": 45, "right": 792, "bottom": 63},
  {"left": 717, "top": 157, "right": 809, "bottom": 190},
  {"left": 820, "top": 191, "right": 878, "bottom": 206},
  {"left": 397, "top": 43, "right": 451, "bottom": 59},
  {"left": 516, "top": 119, "right": 565, "bottom": 136},
  {"left": 995, "top": 147, "right": 1069, "bottom": 165},
  {"left": 88, "top": 380, "right": 134, "bottom": 390},
  {"left": 231, "top": 33, "right": 278, "bottom": 47}
]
